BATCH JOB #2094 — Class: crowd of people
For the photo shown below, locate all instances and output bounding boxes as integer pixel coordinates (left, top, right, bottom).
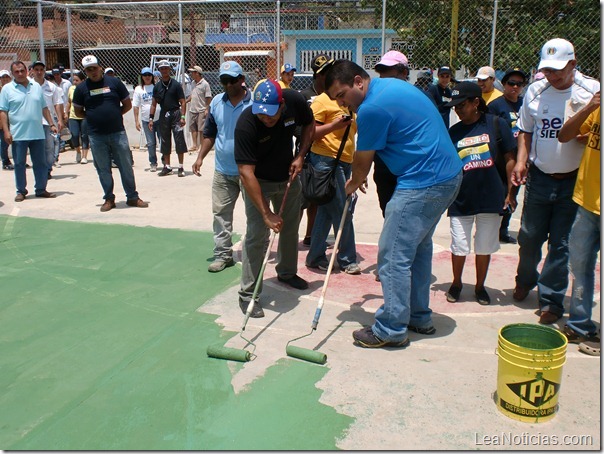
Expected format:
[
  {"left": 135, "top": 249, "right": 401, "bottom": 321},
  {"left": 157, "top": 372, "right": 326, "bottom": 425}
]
[{"left": 0, "top": 37, "right": 599, "bottom": 355}]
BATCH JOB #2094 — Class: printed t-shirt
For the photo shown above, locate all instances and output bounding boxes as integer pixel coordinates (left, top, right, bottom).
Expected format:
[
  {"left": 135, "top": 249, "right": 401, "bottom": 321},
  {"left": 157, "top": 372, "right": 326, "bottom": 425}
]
[
  {"left": 310, "top": 92, "right": 356, "bottom": 163},
  {"left": 447, "top": 114, "right": 515, "bottom": 216},
  {"left": 517, "top": 71, "right": 600, "bottom": 174},
  {"left": 573, "top": 106, "right": 601, "bottom": 215},
  {"left": 356, "top": 77, "right": 462, "bottom": 190},
  {"left": 72, "top": 75, "right": 129, "bottom": 134},
  {"left": 234, "top": 89, "right": 313, "bottom": 182}
]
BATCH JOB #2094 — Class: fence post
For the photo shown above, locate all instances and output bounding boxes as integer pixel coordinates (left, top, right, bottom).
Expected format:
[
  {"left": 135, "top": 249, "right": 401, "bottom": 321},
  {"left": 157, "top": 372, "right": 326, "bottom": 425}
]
[
  {"left": 380, "top": 0, "right": 386, "bottom": 54},
  {"left": 489, "top": 0, "right": 498, "bottom": 67},
  {"left": 36, "top": 1, "right": 45, "bottom": 63},
  {"left": 276, "top": 0, "right": 281, "bottom": 79},
  {"left": 178, "top": 2, "right": 185, "bottom": 85},
  {"left": 66, "top": 5, "right": 74, "bottom": 81},
  {"left": 450, "top": 0, "right": 459, "bottom": 68}
]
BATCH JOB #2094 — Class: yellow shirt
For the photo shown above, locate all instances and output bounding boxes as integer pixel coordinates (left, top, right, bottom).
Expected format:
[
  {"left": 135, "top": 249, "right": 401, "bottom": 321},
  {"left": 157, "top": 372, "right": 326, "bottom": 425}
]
[
  {"left": 68, "top": 85, "right": 84, "bottom": 120},
  {"left": 278, "top": 80, "right": 290, "bottom": 89},
  {"left": 573, "top": 107, "right": 600, "bottom": 215},
  {"left": 310, "top": 93, "right": 357, "bottom": 164},
  {"left": 483, "top": 88, "right": 503, "bottom": 105}
]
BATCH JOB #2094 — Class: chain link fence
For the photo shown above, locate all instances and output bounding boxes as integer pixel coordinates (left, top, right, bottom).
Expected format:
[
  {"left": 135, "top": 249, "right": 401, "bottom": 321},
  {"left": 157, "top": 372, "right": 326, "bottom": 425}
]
[{"left": 0, "top": 0, "right": 599, "bottom": 90}]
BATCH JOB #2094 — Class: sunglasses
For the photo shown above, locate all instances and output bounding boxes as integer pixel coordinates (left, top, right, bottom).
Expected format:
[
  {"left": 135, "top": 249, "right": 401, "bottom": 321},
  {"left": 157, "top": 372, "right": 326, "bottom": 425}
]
[
  {"left": 220, "top": 75, "right": 240, "bottom": 85},
  {"left": 506, "top": 80, "right": 524, "bottom": 87}
]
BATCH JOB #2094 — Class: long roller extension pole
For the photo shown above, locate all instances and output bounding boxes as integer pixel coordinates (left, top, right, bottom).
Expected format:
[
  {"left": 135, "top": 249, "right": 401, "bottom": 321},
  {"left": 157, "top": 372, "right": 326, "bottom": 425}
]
[{"left": 285, "top": 194, "right": 352, "bottom": 365}]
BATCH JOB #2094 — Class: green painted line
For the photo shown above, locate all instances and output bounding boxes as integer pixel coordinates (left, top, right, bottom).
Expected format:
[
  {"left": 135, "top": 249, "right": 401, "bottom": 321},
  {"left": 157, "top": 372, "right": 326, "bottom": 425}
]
[{"left": 0, "top": 216, "right": 352, "bottom": 450}]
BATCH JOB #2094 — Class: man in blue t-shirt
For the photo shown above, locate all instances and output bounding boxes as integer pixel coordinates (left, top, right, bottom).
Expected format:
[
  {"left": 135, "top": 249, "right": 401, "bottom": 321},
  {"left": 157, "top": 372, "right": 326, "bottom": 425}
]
[
  {"left": 192, "top": 61, "right": 253, "bottom": 273},
  {"left": 73, "top": 55, "right": 148, "bottom": 212},
  {"left": 325, "top": 60, "right": 463, "bottom": 349}
]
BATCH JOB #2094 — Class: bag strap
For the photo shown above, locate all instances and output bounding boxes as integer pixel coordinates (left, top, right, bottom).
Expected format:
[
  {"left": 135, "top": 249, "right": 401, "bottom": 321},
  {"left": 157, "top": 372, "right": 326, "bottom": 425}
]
[{"left": 333, "top": 112, "right": 353, "bottom": 167}]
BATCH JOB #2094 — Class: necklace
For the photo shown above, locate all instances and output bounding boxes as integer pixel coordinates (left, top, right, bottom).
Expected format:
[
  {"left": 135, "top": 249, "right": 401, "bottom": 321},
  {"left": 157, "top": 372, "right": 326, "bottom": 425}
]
[{"left": 161, "top": 78, "right": 171, "bottom": 90}]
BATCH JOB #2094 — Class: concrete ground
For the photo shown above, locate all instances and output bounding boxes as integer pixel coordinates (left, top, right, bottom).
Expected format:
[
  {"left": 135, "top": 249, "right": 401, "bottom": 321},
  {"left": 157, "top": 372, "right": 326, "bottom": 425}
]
[{"left": 0, "top": 133, "right": 600, "bottom": 450}]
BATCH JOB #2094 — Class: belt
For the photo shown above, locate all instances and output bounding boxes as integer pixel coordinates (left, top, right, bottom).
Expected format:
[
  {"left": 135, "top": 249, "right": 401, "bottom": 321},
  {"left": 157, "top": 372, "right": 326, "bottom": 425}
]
[{"left": 532, "top": 164, "right": 578, "bottom": 180}]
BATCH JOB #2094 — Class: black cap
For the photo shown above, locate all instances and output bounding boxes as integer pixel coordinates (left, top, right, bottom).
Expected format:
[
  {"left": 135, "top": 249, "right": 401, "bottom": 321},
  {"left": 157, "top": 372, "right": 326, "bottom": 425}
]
[
  {"left": 502, "top": 68, "right": 528, "bottom": 84},
  {"left": 311, "top": 54, "right": 335, "bottom": 74},
  {"left": 445, "top": 81, "right": 482, "bottom": 107},
  {"left": 51, "top": 68, "right": 60, "bottom": 74},
  {"left": 32, "top": 60, "right": 45, "bottom": 68},
  {"left": 437, "top": 66, "right": 452, "bottom": 75}
]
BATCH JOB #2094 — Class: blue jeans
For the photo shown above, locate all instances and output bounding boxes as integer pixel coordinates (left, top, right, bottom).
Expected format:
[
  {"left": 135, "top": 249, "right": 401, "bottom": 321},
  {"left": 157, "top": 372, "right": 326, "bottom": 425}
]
[
  {"left": 43, "top": 125, "right": 60, "bottom": 171},
  {"left": 68, "top": 118, "right": 89, "bottom": 149},
  {"left": 89, "top": 131, "right": 139, "bottom": 201},
  {"left": 142, "top": 120, "right": 158, "bottom": 165},
  {"left": 212, "top": 171, "right": 242, "bottom": 261},
  {"left": 566, "top": 206, "right": 600, "bottom": 337},
  {"left": 0, "top": 131, "right": 10, "bottom": 165},
  {"left": 515, "top": 165, "right": 578, "bottom": 316},
  {"left": 372, "top": 172, "right": 462, "bottom": 342},
  {"left": 306, "top": 152, "right": 357, "bottom": 268},
  {"left": 12, "top": 139, "right": 47, "bottom": 196}
]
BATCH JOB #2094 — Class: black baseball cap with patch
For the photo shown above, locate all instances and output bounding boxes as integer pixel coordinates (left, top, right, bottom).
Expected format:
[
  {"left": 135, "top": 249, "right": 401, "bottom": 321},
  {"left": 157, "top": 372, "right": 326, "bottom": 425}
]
[
  {"left": 32, "top": 60, "right": 45, "bottom": 68},
  {"left": 502, "top": 68, "right": 528, "bottom": 84},
  {"left": 445, "top": 81, "right": 482, "bottom": 107},
  {"left": 438, "top": 66, "right": 452, "bottom": 75},
  {"left": 311, "top": 54, "right": 335, "bottom": 74}
]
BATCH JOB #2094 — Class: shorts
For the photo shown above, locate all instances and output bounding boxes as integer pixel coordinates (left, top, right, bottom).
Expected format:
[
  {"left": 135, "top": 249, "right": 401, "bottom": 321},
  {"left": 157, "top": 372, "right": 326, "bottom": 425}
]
[
  {"left": 189, "top": 111, "right": 206, "bottom": 133},
  {"left": 450, "top": 213, "right": 500, "bottom": 256}
]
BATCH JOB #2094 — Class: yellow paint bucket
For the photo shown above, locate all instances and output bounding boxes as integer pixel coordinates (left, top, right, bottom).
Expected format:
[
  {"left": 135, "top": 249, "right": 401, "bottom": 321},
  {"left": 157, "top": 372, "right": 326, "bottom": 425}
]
[{"left": 496, "top": 323, "right": 567, "bottom": 423}]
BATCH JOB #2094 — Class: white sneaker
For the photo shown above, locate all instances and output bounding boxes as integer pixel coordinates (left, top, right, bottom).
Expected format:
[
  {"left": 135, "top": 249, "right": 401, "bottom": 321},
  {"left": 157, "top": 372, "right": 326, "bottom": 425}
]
[
  {"left": 81, "top": 158, "right": 88, "bottom": 164},
  {"left": 150, "top": 163, "right": 157, "bottom": 172}
]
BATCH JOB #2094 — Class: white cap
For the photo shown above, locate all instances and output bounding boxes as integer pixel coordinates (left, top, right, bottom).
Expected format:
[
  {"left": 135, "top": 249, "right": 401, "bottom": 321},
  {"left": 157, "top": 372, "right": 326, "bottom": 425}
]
[
  {"left": 157, "top": 60, "right": 171, "bottom": 69},
  {"left": 476, "top": 66, "right": 495, "bottom": 80},
  {"left": 81, "top": 55, "right": 99, "bottom": 69},
  {"left": 0, "top": 70, "right": 10, "bottom": 77},
  {"left": 538, "top": 38, "right": 575, "bottom": 71},
  {"left": 104, "top": 67, "right": 115, "bottom": 74}
]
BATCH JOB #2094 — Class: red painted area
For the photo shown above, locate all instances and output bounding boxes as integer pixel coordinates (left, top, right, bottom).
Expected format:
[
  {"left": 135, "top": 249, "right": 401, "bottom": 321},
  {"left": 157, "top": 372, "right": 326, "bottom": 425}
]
[{"left": 251, "top": 241, "right": 600, "bottom": 315}]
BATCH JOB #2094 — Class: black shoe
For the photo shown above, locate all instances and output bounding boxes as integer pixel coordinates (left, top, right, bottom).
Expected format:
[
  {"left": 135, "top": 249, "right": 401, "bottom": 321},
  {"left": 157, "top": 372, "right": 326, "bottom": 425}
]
[
  {"left": 239, "top": 299, "right": 264, "bottom": 318},
  {"left": 277, "top": 274, "right": 309, "bottom": 290},
  {"left": 352, "top": 326, "right": 409, "bottom": 348},
  {"left": 499, "top": 234, "right": 517, "bottom": 244},
  {"left": 475, "top": 287, "right": 491, "bottom": 305},
  {"left": 178, "top": 167, "right": 185, "bottom": 177},
  {"left": 158, "top": 166, "right": 173, "bottom": 176},
  {"left": 408, "top": 325, "right": 436, "bottom": 335},
  {"left": 302, "top": 236, "right": 311, "bottom": 247},
  {"left": 3, "top": 163, "right": 13, "bottom": 170},
  {"left": 446, "top": 284, "right": 462, "bottom": 303}
]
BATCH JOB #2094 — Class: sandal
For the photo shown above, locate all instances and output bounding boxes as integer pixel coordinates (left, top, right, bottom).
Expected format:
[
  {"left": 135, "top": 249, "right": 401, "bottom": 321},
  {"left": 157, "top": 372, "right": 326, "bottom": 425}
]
[{"left": 579, "top": 338, "right": 600, "bottom": 356}]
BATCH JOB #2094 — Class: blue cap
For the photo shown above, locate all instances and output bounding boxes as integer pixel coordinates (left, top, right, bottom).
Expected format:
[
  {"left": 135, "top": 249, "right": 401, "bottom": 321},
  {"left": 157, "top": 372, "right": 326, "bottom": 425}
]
[
  {"left": 252, "top": 79, "right": 282, "bottom": 116},
  {"left": 141, "top": 67, "right": 153, "bottom": 75},
  {"left": 280, "top": 63, "right": 296, "bottom": 73},
  {"left": 153, "top": 70, "right": 160, "bottom": 77},
  {"left": 219, "top": 61, "right": 243, "bottom": 77}
]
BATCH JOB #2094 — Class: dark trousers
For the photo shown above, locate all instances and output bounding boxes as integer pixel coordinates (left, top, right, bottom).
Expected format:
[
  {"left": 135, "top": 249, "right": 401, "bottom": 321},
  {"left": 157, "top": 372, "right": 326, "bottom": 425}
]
[{"left": 159, "top": 108, "right": 187, "bottom": 155}]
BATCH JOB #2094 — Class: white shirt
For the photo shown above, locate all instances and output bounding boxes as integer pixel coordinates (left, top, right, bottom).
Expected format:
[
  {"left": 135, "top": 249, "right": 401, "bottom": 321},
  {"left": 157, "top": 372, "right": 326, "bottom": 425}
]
[
  {"left": 132, "top": 84, "right": 159, "bottom": 122},
  {"left": 37, "top": 79, "right": 63, "bottom": 126},
  {"left": 517, "top": 70, "right": 600, "bottom": 173}
]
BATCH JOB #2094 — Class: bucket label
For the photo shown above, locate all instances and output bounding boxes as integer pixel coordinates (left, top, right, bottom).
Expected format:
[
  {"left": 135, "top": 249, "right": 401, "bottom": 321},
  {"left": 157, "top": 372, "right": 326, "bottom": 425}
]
[
  {"left": 507, "top": 377, "right": 560, "bottom": 407},
  {"left": 500, "top": 398, "right": 558, "bottom": 417}
]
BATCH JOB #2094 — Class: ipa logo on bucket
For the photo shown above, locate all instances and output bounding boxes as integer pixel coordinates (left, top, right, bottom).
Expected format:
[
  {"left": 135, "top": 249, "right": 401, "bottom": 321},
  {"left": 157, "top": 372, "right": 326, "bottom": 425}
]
[{"left": 506, "top": 375, "right": 561, "bottom": 410}]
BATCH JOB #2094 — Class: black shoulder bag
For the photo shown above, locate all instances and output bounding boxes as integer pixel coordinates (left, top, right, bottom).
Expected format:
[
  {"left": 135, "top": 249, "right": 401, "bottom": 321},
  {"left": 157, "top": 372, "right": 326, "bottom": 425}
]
[{"left": 300, "top": 121, "right": 352, "bottom": 206}]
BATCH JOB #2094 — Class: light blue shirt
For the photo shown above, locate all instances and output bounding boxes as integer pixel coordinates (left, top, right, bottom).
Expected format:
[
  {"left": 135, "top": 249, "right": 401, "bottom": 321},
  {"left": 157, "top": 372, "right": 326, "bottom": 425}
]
[
  {"left": 203, "top": 89, "right": 253, "bottom": 176},
  {"left": 0, "top": 80, "right": 46, "bottom": 140},
  {"left": 356, "top": 78, "right": 462, "bottom": 189}
]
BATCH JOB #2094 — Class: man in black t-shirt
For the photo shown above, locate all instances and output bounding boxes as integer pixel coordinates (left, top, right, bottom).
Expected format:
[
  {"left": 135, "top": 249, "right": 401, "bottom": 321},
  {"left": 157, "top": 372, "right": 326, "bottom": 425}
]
[
  {"left": 427, "top": 66, "right": 453, "bottom": 128},
  {"left": 149, "top": 60, "right": 188, "bottom": 177},
  {"left": 73, "top": 55, "right": 148, "bottom": 212},
  {"left": 234, "top": 79, "right": 314, "bottom": 317}
]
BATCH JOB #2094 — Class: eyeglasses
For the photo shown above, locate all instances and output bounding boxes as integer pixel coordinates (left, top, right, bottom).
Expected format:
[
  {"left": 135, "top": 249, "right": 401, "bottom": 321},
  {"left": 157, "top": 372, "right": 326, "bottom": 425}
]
[
  {"left": 506, "top": 80, "right": 524, "bottom": 87},
  {"left": 220, "top": 75, "right": 240, "bottom": 85}
]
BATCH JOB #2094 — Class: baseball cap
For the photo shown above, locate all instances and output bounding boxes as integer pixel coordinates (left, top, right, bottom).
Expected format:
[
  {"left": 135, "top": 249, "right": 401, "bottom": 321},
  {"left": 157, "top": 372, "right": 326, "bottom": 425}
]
[
  {"left": 280, "top": 63, "right": 296, "bottom": 73},
  {"left": 157, "top": 60, "right": 171, "bottom": 69},
  {"left": 0, "top": 70, "right": 10, "bottom": 77},
  {"left": 311, "top": 54, "right": 334, "bottom": 74},
  {"left": 252, "top": 79, "right": 282, "bottom": 116},
  {"left": 188, "top": 65, "right": 203, "bottom": 74},
  {"left": 502, "top": 68, "right": 528, "bottom": 84},
  {"left": 476, "top": 66, "right": 496, "bottom": 80},
  {"left": 538, "top": 38, "right": 575, "bottom": 70},
  {"left": 444, "top": 81, "right": 482, "bottom": 107},
  {"left": 141, "top": 67, "right": 153, "bottom": 75},
  {"left": 153, "top": 70, "right": 161, "bottom": 77},
  {"left": 104, "top": 67, "right": 115, "bottom": 74},
  {"left": 533, "top": 71, "right": 545, "bottom": 81},
  {"left": 32, "top": 60, "right": 45, "bottom": 68},
  {"left": 438, "top": 66, "right": 452, "bottom": 75},
  {"left": 375, "top": 51, "right": 408, "bottom": 69},
  {"left": 219, "top": 61, "right": 243, "bottom": 77},
  {"left": 58, "top": 65, "right": 65, "bottom": 71},
  {"left": 81, "top": 55, "right": 99, "bottom": 69},
  {"left": 417, "top": 70, "right": 432, "bottom": 80},
  {"left": 51, "top": 68, "right": 61, "bottom": 74}
]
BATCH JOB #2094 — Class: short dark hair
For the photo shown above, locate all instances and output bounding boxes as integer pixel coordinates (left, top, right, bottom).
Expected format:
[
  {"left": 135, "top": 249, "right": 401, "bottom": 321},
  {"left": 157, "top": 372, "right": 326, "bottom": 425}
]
[
  {"left": 375, "top": 63, "right": 408, "bottom": 76},
  {"left": 10, "top": 61, "right": 27, "bottom": 72},
  {"left": 324, "top": 60, "right": 369, "bottom": 91}
]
